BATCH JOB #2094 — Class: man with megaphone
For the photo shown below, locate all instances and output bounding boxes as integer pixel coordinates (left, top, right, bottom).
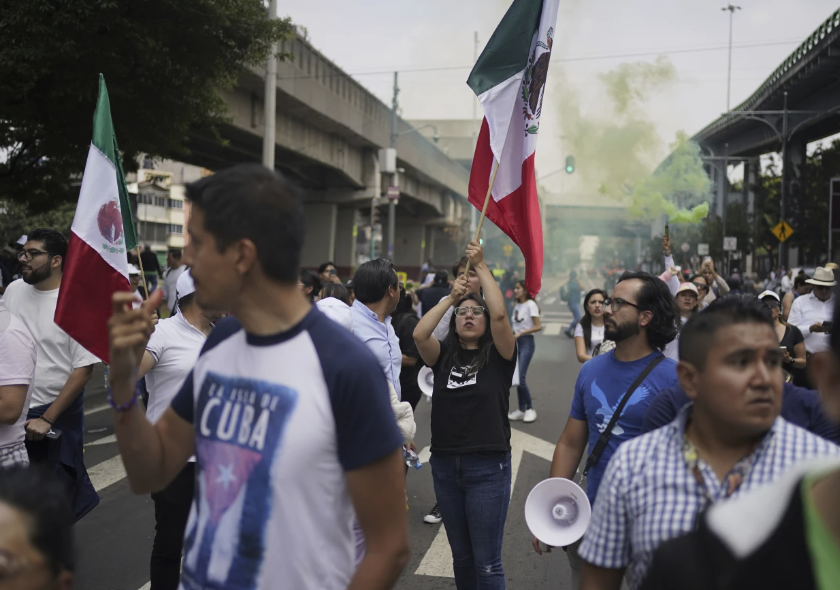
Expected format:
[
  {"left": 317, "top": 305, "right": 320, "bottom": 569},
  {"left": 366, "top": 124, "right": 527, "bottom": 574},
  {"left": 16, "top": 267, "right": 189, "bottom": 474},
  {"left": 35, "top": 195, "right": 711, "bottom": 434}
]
[
  {"left": 532, "top": 272, "right": 680, "bottom": 588},
  {"left": 576, "top": 296, "right": 839, "bottom": 590}
]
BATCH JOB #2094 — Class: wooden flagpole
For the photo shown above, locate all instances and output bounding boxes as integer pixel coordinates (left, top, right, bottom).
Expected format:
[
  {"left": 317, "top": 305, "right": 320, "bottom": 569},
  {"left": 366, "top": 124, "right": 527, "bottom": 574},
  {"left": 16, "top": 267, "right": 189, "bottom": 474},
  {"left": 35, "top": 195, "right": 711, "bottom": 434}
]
[
  {"left": 134, "top": 246, "right": 150, "bottom": 298},
  {"left": 463, "top": 160, "right": 500, "bottom": 276}
]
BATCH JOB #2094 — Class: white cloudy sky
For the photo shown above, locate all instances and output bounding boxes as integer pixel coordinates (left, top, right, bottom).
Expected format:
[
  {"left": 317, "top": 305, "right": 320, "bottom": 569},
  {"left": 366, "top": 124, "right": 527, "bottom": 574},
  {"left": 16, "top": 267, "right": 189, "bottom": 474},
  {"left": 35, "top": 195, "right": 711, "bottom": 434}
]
[{"left": 279, "top": 0, "right": 838, "bottom": 195}]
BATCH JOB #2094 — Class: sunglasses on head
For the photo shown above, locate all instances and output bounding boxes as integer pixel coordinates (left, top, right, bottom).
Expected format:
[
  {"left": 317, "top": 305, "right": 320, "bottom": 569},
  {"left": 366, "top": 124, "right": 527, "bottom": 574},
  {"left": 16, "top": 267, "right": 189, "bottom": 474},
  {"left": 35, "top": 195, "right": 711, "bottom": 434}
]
[{"left": 692, "top": 282, "right": 709, "bottom": 291}]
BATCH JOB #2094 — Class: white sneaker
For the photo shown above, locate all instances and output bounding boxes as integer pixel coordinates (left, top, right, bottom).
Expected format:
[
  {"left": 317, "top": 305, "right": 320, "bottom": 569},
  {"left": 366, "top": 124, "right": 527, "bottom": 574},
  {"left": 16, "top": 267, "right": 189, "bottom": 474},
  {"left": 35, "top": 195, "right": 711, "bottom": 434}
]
[
  {"left": 508, "top": 409, "right": 525, "bottom": 421},
  {"left": 523, "top": 409, "right": 537, "bottom": 423}
]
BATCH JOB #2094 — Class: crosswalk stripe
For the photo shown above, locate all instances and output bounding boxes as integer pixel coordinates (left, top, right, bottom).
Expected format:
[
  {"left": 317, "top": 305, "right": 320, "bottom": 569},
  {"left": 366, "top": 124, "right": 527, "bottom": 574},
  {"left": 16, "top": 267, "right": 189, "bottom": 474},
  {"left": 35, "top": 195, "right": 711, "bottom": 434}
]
[
  {"left": 85, "top": 434, "right": 117, "bottom": 447},
  {"left": 88, "top": 455, "right": 127, "bottom": 492},
  {"left": 543, "top": 323, "right": 562, "bottom": 336}
]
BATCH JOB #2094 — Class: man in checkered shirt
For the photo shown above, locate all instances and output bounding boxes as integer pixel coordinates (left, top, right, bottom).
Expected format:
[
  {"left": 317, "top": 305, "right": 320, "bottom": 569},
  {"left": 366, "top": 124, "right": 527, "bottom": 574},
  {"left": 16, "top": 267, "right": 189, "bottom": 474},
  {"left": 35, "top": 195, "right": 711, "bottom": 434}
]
[{"left": 579, "top": 295, "right": 840, "bottom": 590}]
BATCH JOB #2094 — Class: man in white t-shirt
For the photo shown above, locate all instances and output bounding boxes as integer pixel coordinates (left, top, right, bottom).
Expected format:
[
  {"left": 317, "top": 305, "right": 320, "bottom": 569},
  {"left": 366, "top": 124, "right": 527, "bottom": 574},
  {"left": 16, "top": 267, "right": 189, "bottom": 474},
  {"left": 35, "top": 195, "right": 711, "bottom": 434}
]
[
  {"left": 107, "top": 164, "right": 409, "bottom": 590},
  {"left": 0, "top": 299, "right": 36, "bottom": 467},
  {"left": 136, "top": 269, "right": 223, "bottom": 590},
  {"left": 3, "top": 229, "right": 99, "bottom": 514},
  {"left": 161, "top": 248, "right": 186, "bottom": 313}
]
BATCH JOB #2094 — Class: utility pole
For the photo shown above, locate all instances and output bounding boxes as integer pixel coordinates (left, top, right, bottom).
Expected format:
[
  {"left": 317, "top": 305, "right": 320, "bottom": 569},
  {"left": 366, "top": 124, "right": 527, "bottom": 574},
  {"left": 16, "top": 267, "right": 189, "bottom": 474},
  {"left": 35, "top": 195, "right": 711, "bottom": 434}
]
[
  {"left": 387, "top": 71, "right": 399, "bottom": 261},
  {"left": 262, "top": 0, "right": 278, "bottom": 169},
  {"left": 779, "top": 91, "right": 789, "bottom": 268},
  {"left": 722, "top": 4, "right": 741, "bottom": 112},
  {"left": 470, "top": 31, "right": 479, "bottom": 236}
]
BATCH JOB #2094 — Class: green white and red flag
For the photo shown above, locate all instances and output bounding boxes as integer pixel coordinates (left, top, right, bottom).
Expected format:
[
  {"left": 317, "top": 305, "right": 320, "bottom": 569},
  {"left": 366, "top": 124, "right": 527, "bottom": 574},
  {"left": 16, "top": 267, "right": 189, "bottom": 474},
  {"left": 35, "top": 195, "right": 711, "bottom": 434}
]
[
  {"left": 467, "top": 0, "right": 559, "bottom": 296},
  {"left": 55, "top": 75, "right": 137, "bottom": 363}
]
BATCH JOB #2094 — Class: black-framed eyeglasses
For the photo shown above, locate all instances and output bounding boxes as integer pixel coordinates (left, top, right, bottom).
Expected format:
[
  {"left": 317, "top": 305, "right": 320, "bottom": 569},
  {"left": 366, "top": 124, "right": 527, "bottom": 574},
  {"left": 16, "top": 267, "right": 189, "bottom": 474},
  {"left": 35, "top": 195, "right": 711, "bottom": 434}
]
[
  {"left": 692, "top": 282, "right": 709, "bottom": 292},
  {"left": 16, "top": 249, "right": 49, "bottom": 262},
  {"left": 454, "top": 306, "right": 486, "bottom": 317},
  {"left": 603, "top": 297, "right": 641, "bottom": 313}
]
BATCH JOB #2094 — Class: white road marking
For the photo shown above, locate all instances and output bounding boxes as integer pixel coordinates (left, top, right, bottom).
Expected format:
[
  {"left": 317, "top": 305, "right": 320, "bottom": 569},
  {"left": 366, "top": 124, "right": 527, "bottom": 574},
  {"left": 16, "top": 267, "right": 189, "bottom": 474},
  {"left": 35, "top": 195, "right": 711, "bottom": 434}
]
[
  {"left": 138, "top": 584, "right": 151, "bottom": 590},
  {"left": 85, "top": 434, "right": 117, "bottom": 447},
  {"left": 543, "top": 296, "right": 557, "bottom": 306},
  {"left": 543, "top": 323, "right": 562, "bottom": 336},
  {"left": 88, "top": 455, "right": 127, "bottom": 492},
  {"left": 414, "top": 428, "right": 555, "bottom": 578},
  {"left": 85, "top": 403, "right": 110, "bottom": 416}
]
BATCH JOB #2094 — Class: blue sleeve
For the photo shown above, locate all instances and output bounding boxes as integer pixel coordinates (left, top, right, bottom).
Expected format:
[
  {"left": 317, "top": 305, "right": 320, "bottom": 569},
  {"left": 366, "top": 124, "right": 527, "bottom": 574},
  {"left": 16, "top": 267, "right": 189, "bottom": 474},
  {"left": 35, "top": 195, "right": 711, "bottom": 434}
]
[
  {"left": 169, "top": 316, "right": 243, "bottom": 425},
  {"left": 309, "top": 315, "right": 404, "bottom": 471},
  {"left": 785, "top": 384, "right": 840, "bottom": 445},
  {"left": 642, "top": 386, "right": 689, "bottom": 433},
  {"left": 570, "top": 369, "right": 587, "bottom": 421}
]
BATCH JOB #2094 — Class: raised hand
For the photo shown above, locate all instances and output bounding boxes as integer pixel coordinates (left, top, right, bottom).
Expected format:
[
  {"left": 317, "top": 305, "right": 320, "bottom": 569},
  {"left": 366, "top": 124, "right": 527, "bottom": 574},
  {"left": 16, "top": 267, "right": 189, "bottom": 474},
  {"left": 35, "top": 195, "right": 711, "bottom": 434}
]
[
  {"left": 465, "top": 240, "right": 484, "bottom": 268},
  {"left": 108, "top": 290, "right": 163, "bottom": 388},
  {"left": 449, "top": 275, "right": 469, "bottom": 303}
]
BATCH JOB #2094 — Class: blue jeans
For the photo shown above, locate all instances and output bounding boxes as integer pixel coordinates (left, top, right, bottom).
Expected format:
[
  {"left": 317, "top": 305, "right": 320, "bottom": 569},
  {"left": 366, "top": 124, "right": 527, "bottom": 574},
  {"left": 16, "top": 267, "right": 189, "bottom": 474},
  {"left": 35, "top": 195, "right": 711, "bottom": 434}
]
[
  {"left": 430, "top": 452, "right": 511, "bottom": 590},
  {"left": 566, "top": 301, "right": 582, "bottom": 334},
  {"left": 516, "top": 335, "right": 535, "bottom": 411}
]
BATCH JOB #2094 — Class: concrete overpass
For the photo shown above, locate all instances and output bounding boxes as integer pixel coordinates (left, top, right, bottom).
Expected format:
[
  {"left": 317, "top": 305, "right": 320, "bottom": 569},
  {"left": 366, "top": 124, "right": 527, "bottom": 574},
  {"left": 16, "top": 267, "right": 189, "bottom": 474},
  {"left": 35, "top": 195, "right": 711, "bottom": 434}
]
[
  {"left": 180, "top": 36, "right": 471, "bottom": 276},
  {"left": 690, "top": 7, "right": 840, "bottom": 266},
  {"left": 543, "top": 191, "right": 647, "bottom": 238}
]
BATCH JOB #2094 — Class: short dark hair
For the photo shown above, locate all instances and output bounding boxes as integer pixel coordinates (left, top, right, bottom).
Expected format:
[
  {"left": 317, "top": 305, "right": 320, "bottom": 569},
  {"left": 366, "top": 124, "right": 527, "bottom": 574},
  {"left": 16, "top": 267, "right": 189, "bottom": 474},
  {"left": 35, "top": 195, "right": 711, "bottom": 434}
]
[
  {"left": 452, "top": 256, "right": 469, "bottom": 278},
  {"left": 185, "top": 164, "right": 305, "bottom": 283},
  {"left": 680, "top": 295, "right": 774, "bottom": 369},
  {"left": 28, "top": 228, "right": 68, "bottom": 271},
  {"left": 616, "top": 271, "right": 679, "bottom": 351},
  {"left": 794, "top": 275, "right": 810, "bottom": 289},
  {"left": 0, "top": 466, "right": 74, "bottom": 574},
  {"left": 434, "top": 270, "right": 449, "bottom": 285},
  {"left": 168, "top": 248, "right": 182, "bottom": 260},
  {"left": 318, "top": 261, "right": 336, "bottom": 274},
  {"left": 321, "top": 282, "right": 350, "bottom": 305},
  {"left": 299, "top": 270, "right": 321, "bottom": 302},
  {"left": 353, "top": 259, "right": 397, "bottom": 304}
]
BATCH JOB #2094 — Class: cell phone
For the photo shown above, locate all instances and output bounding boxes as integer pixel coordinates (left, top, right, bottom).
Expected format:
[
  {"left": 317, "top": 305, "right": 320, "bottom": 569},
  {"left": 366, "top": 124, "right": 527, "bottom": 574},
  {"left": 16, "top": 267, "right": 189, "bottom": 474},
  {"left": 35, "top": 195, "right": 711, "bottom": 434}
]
[
  {"left": 779, "top": 346, "right": 787, "bottom": 353},
  {"left": 674, "top": 266, "right": 681, "bottom": 273},
  {"left": 664, "top": 224, "right": 670, "bottom": 239},
  {"left": 45, "top": 429, "right": 62, "bottom": 440},
  {"left": 823, "top": 321, "right": 833, "bottom": 332}
]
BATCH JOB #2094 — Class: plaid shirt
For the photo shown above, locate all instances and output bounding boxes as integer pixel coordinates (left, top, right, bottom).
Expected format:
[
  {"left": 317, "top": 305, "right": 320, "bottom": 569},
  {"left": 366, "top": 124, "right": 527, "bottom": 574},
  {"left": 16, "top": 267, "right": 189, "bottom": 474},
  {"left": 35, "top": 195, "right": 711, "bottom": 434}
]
[{"left": 578, "top": 405, "right": 840, "bottom": 589}]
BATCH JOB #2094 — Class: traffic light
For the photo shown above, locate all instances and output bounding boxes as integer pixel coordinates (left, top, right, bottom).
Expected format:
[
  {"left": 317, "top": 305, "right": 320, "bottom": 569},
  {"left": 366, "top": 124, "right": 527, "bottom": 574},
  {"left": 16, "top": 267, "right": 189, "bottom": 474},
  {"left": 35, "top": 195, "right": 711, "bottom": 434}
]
[{"left": 565, "top": 155, "right": 575, "bottom": 174}]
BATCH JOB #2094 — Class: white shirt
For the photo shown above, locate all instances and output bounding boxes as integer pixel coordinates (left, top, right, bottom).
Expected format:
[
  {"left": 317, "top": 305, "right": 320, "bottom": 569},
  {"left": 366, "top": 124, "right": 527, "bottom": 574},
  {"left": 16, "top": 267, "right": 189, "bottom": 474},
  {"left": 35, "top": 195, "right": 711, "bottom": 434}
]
[
  {"left": 788, "top": 291, "right": 835, "bottom": 353},
  {"left": 316, "top": 297, "right": 353, "bottom": 332},
  {"left": 2, "top": 280, "right": 99, "bottom": 407},
  {"left": 663, "top": 315, "right": 689, "bottom": 361},
  {"left": 781, "top": 274, "right": 793, "bottom": 294},
  {"left": 0, "top": 300, "right": 36, "bottom": 449},
  {"left": 433, "top": 295, "right": 454, "bottom": 341},
  {"left": 512, "top": 300, "right": 539, "bottom": 334},
  {"left": 162, "top": 265, "right": 186, "bottom": 312},
  {"left": 145, "top": 313, "right": 206, "bottom": 425},
  {"left": 169, "top": 311, "right": 402, "bottom": 590},
  {"left": 574, "top": 323, "right": 605, "bottom": 357}
]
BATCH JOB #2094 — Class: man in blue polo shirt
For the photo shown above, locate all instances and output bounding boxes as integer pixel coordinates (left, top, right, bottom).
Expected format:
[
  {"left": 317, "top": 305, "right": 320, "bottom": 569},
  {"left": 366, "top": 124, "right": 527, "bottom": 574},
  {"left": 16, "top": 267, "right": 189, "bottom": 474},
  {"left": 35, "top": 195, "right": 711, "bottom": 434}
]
[{"left": 107, "top": 164, "right": 409, "bottom": 590}]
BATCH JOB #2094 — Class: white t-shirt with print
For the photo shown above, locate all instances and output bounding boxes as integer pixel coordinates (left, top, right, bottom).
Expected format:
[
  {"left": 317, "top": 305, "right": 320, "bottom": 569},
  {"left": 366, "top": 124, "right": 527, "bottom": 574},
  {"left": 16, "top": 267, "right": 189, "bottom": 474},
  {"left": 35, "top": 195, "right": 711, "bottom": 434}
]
[
  {"left": 2, "top": 280, "right": 100, "bottom": 407},
  {"left": 0, "top": 300, "right": 36, "bottom": 448},
  {"left": 512, "top": 300, "right": 540, "bottom": 335},
  {"left": 574, "top": 323, "right": 605, "bottom": 357}
]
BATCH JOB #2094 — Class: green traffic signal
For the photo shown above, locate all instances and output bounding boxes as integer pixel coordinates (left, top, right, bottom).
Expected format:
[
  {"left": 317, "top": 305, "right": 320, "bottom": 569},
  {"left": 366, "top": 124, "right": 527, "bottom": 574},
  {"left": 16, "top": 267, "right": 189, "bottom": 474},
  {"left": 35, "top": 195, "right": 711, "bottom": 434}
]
[{"left": 565, "top": 155, "right": 575, "bottom": 174}]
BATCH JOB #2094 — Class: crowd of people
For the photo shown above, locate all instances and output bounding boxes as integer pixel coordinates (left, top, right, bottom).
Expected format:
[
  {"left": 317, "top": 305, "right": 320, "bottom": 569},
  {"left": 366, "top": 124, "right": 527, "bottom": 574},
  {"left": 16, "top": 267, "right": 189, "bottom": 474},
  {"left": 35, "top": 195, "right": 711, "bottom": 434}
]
[{"left": 2, "top": 163, "right": 840, "bottom": 590}]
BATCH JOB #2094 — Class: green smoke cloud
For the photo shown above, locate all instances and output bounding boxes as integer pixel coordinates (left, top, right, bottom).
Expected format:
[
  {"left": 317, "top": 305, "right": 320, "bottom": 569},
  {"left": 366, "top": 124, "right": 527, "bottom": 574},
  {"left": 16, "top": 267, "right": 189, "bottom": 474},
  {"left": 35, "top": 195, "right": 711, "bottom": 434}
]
[{"left": 557, "top": 55, "right": 711, "bottom": 225}]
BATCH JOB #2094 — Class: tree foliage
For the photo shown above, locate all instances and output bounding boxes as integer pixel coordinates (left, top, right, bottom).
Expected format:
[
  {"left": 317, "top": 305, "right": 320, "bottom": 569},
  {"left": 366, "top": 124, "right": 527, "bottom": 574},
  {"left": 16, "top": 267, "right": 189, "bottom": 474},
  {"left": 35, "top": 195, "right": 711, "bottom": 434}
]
[{"left": 0, "top": 0, "right": 294, "bottom": 211}]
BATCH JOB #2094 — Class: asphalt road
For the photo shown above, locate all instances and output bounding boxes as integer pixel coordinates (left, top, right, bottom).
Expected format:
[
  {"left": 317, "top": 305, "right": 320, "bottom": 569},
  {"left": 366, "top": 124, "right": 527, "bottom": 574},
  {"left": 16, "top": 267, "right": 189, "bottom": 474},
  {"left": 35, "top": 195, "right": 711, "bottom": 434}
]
[{"left": 73, "top": 274, "right": 594, "bottom": 590}]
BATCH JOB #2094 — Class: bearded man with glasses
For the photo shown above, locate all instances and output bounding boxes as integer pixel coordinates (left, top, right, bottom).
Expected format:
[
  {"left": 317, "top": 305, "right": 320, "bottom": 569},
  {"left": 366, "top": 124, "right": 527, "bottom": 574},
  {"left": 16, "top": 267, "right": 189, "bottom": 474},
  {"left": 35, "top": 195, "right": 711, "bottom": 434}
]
[
  {"left": 532, "top": 272, "right": 680, "bottom": 589},
  {"left": 2, "top": 228, "right": 100, "bottom": 520}
]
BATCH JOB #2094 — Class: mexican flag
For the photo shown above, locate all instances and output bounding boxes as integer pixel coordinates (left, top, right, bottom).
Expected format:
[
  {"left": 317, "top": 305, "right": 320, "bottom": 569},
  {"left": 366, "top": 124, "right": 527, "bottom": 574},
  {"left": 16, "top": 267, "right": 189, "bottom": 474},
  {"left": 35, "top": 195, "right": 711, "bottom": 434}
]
[
  {"left": 55, "top": 75, "right": 137, "bottom": 363},
  {"left": 467, "top": 0, "right": 559, "bottom": 296}
]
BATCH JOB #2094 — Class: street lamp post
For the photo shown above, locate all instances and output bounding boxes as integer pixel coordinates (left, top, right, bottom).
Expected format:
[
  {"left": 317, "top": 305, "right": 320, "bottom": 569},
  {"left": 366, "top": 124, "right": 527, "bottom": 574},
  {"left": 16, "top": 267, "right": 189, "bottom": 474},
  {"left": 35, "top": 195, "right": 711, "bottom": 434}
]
[
  {"left": 722, "top": 4, "right": 741, "bottom": 113},
  {"left": 261, "top": 0, "right": 278, "bottom": 169}
]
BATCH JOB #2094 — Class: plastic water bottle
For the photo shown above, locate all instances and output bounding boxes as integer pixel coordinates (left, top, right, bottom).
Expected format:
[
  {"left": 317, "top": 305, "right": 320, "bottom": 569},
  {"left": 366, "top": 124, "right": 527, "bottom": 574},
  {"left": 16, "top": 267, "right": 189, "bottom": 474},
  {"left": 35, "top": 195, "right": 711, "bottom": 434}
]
[{"left": 404, "top": 448, "right": 422, "bottom": 470}]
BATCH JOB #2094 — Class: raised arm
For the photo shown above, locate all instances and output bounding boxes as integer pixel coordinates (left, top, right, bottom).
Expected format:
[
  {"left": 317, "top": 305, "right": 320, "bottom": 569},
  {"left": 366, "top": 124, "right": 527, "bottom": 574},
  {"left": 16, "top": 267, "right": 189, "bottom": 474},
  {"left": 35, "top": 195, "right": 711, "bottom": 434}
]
[
  {"left": 661, "top": 236, "right": 680, "bottom": 296},
  {"left": 466, "top": 240, "right": 516, "bottom": 361},
  {"left": 109, "top": 290, "right": 195, "bottom": 494},
  {"left": 414, "top": 277, "right": 466, "bottom": 367}
]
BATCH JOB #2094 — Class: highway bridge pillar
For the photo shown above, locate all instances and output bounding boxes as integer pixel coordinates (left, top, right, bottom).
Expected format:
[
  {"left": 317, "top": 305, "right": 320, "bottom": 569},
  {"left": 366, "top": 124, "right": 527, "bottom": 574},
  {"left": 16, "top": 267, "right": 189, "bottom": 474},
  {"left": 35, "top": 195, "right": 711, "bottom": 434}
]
[
  {"left": 393, "top": 222, "right": 426, "bottom": 279},
  {"left": 334, "top": 208, "right": 359, "bottom": 277},
  {"left": 783, "top": 139, "right": 808, "bottom": 267},
  {"left": 301, "top": 202, "right": 338, "bottom": 271}
]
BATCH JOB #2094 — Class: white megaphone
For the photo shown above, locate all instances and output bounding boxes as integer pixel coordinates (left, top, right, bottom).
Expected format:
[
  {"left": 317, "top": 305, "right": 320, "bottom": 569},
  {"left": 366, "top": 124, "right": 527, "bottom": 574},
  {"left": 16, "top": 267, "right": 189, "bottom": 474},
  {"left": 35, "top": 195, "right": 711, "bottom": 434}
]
[
  {"left": 525, "top": 478, "right": 591, "bottom": 548},
  {"left": 417, "top": 366, "right": 434, "bottom": 397}
]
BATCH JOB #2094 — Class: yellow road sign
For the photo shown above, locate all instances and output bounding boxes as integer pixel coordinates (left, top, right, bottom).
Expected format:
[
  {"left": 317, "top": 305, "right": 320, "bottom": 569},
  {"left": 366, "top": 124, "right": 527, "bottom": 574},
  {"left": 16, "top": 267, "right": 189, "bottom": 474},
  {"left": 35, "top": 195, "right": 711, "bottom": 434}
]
[
  {"left": 396, "top": 271, "right": 408, "bottom": 285},
  {"left": 503, "top": 244, "right": 514, "bottom": 257},
  {"left": 771, "top": 221, "right": 794, "bottom": 243}
]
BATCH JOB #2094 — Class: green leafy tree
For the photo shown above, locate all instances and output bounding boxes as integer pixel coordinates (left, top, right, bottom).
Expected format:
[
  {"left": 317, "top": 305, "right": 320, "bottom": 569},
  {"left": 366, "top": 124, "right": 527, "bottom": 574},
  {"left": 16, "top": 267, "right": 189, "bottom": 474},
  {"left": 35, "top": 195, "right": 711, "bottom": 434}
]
[{"left": 0, "top": 0, "right": 294, "bottom": 211}]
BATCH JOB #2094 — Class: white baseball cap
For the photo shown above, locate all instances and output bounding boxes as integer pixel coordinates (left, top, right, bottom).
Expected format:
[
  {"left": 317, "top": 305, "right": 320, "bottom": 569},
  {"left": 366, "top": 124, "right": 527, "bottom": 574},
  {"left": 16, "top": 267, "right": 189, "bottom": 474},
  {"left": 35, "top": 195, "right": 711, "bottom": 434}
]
[
  {"left": 176, "top": 269, "right": 196, "bottom": 299},
  {"left": 127, "top": 263, "right": 141, "bottom": 276},
  {"left": 758, "top": 290, "right": 780, "bottom": 302},
  {"left": 16, "top": 235, "right": 27, "bottom": 246},
  {"left": 676, "top": 282, "right": 699, "bottom": 297}
]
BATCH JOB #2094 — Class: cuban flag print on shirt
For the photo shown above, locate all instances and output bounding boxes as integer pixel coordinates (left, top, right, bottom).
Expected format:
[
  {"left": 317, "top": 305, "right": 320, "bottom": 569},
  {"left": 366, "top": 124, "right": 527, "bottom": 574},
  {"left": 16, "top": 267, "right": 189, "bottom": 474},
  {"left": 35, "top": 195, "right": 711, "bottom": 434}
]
[{"left": 170, "top": 310, "right": 403, "bottom": 590}]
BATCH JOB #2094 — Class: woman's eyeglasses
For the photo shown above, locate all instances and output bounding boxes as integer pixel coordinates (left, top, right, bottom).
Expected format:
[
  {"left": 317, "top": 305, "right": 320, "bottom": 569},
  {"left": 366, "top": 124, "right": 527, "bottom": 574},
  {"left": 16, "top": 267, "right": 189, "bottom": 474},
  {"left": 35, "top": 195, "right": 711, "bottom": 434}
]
[
  {"left": 454, "top": 306, "right": 486, "bottom": 317},
  {"left": 692, "top": 282, "right": 709, "bottom": 292},
  {"left": 602, "top": 298, "right": 641, "bottom": 313}
]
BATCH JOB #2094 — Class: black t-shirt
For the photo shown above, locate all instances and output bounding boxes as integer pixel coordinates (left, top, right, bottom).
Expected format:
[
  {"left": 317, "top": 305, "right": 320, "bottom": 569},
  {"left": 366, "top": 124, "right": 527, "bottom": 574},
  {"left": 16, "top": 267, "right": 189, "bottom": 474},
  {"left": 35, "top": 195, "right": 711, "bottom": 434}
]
[
  {"left": 394, "top": 314, "right": 422, "bottom": 388},
  {"left": 430, "top": 339, "right": 517, "bottom": 454},
  {"left": 780, "top": 325, "right": 805, "bottom": 373}
]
